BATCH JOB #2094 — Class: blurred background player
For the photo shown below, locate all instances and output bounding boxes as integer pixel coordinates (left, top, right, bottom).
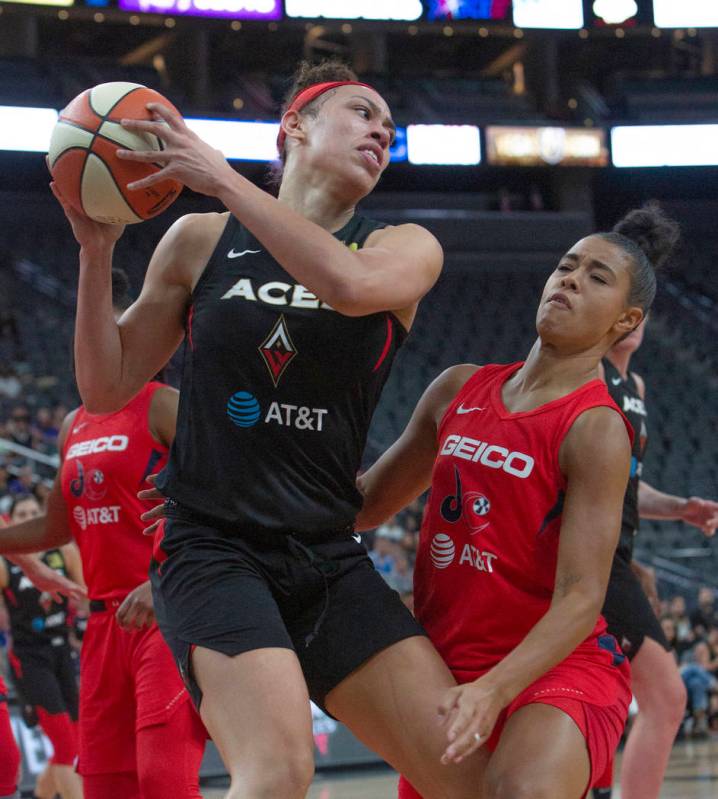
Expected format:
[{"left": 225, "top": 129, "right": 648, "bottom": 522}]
[
  {"left": 0, "top": 494, "right": 84, "bottom": 799},
  {"left": 0, "top": 269, "right": 206, "bottom": 799},
  {"left": 593, "top": 206, "right": 718, "bottom": 799}
]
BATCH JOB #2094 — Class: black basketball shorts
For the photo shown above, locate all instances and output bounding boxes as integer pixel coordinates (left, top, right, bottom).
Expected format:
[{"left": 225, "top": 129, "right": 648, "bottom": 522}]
[
  {"left": 150, "top": 513, "right": 424, "bottom": 711},
  {"left": 601, "top": 550, "right": 670, "bottom": 661},
  {"left": 8, "top": 644, "right": 79, "bottom": 719}
]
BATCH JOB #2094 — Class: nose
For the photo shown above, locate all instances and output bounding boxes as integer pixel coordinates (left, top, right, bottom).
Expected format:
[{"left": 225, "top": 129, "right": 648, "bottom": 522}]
[
  {"left": 370, "top": 124, "right": 391, "bottom": 151},
  {"left": 559, "top": 271, "right": 579, "bottom": 291}
]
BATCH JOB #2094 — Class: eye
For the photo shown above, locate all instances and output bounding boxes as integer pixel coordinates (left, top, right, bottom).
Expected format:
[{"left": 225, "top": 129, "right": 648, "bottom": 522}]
[
  {"left": 557, "top": 264, "right": 571, "bottom": 272},
  {"left": 355, "top": 106, "right": 370, "bottom": 119},
  {"left": 591, "top": 275, "right": 607, "bottom": 285}
]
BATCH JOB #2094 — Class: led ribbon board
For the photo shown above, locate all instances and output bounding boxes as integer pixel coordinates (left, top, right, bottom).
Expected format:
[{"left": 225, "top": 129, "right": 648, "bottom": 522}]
[
  {"left": 285, "top": 0, "right": 423, "bottom": 20},
  {"left": 425, "top": 0, "right": 511, "bottom": 20},
  {"left": 486, "top": 126, "right": 608, "bottom": 167},
  {"left": 512, "top": 0, "right": 584, "bottom": 29},
  {"left": 407, "top": 124, "right": 481, "bottom": 165},
  {"left": 611, "top": 125, "right": 718, "bottom": 167},
  {"left": 652, "top": 1, "right": 718, "bottom": 28},
  {"left": 118, "top": 0, "right": 282, "bottom": 18}
]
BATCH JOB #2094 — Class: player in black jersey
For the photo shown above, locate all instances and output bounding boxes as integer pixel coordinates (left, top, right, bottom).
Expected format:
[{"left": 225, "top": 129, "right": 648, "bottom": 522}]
[
  {"left": 592, "top": 206, "right": 718, "bottom": 799},
  {"left": 0, "top": 494, "right": 84, "bottom": 799},
  {"left": 51, "top": 60, "right": 490, "bottom": 798}
]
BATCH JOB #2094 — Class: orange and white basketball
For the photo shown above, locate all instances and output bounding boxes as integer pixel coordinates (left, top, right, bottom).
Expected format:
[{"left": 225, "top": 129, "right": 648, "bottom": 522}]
[{"left": 48, "top": 82, "right": 182, "bottom": 224}]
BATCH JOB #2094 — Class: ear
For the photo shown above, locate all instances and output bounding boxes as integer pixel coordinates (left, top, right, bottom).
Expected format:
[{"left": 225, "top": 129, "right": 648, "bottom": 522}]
[
  {"left": 280, "top": 109, "right": 307, "bottom": 152},
  {"left": 613, "top": 306, "right": 644, "bottom": 337}
]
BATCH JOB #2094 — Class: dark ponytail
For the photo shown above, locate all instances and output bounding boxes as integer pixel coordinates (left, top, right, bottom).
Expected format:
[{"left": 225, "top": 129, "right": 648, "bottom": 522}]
[{"left": 597, "top": 202, "right": 680, "bottom": 313}]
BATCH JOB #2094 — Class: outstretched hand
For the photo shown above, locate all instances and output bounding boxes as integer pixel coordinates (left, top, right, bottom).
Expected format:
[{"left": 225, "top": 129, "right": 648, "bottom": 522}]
[
  {"left": 118, "top": 103, "right": 236, "bottom": 197},
  {"left": 138, "top": 473, "right": 166, "bottom": 536},
  {"left": 437, "top": 677, "right": 505, "bottom": 765},
  {"left": 21, "top": 557, "right": 87, "bottom": 603},
  {"left": 681, "top": 497, "right": 718, "bottom": 537}
]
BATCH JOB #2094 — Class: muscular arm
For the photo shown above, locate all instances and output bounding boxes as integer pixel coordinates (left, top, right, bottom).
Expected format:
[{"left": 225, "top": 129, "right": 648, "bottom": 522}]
[
  {"left": 218, "top": 178, "right": 443, "bottom": 319},
  {"left": 476, "top": 407, "right": 631, "bottom": 704},
  {"left": 355, "top": 365, "right": 478, "bottom": 531},
  {"left": 72, "top": 211, "right": 224, "bottom": 413}
]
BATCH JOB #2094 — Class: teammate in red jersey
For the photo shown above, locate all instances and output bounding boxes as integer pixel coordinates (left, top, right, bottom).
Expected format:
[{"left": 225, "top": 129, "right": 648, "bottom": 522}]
[
  {"left": 0, "top": 270, "right": 206, "bottom": 799},
  {"left": 352, "top": 210, "right": 674, "bottom": 798}
]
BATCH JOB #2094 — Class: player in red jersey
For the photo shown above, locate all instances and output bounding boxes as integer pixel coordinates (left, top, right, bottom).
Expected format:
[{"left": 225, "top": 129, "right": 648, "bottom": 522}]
[
  {"left": 352, "top": 211, "right": 675, "bottom": 798},
  {"left": 0, "top": 270, "right": 206, "bottom": 799}
]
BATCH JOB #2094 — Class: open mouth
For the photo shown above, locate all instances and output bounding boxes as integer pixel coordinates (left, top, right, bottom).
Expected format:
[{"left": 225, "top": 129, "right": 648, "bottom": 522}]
[
  {"left": 358, "top": 145, "right": 382, "bottom": 172},
  {"left": 547, "top": 293, "right": 572, "bottom": 309}
]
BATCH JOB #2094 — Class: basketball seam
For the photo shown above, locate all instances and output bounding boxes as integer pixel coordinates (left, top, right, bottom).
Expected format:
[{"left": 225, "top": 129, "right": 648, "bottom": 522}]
[
  {"left": 82, "top": 150, "right": 143, "bottom": 223},
  {"left": 82, "top": 86, "right": 159, "bottom": 212}
]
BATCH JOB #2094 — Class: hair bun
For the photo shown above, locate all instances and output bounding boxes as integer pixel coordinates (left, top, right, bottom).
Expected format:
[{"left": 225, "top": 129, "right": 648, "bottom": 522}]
[{"left": 612, "top": 201, "right": 680, "bottom": 271}]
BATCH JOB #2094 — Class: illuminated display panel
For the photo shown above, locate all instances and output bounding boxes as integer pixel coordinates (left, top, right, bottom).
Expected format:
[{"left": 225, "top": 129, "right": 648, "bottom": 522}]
[
  {"left": 118, "top": 0, "right": 281, "bottom": 19},
  {"left": 652, "top": 1, "right": 718, "bottom": 28},
  {"left": 425, "top": 0, "right": 510, "bottom": 21},
  {"left": 0, "top": 0, "right": 74, "bottom": 6},
  {"left": 285, "top": 0, "right": 423, "bottom": 20},
  {"left": 406, "top": 124, "right": 481, "bottom": 165},
  {"left": 611, "top": 125, "right": 718, "bottom": 167},
  {"left": 486, "top": 126, "right": 608, "bottom": 167},
  {"left": 512, "top": 0, "right": 583, "bottom": 29}
]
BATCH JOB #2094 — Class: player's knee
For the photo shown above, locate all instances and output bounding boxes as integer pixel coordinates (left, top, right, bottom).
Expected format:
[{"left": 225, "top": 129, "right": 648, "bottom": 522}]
[
  {"left": 485, "top": 770, "right": 549, "bottom": 799},
  {"left": 238, "top": 746, "right": 314, "bottom": 799},
  {"left": 640, "top": 670, "right": 687, "bottom": 726}
]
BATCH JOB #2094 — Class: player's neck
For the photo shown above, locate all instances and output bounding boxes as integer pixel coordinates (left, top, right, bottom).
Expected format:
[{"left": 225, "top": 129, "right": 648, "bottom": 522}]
[
  {"left": 518, "top": 339, "right": 601, "bottom": 396},
  {"left": 604, "top": 349, "right": 632, "bottom": 379},
  {"left": 278, "top": 168, "right": 357, "bottom": 233}
]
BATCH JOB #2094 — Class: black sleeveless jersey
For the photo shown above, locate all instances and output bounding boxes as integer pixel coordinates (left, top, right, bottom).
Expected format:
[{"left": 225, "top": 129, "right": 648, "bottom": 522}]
[
  {"left": 157, "top": 213, "right": 406, "bottom": 537},
  {"left": 2, "top": 550, "right": 69, "bottom": 650},
  {"left": 603, "top": 358, "right": 648, "bottom": 559}
]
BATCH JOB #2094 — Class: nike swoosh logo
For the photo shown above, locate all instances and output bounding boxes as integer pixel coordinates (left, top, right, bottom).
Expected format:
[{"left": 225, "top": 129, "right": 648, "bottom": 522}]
[
  {"left": 227, "top": 248, "right": 261, "bottom": 259},
  {"left": 611, "top": 377, "right": 622, "bottom": 385},
  {"left": 352, "top": 533, "right": 362, "bottom": 544},
  {"left": 456, "top": 404, "right": 484, "bottom": 415},
  {"left": 73, "top": 422, "right": 89, "bottom": 433}
]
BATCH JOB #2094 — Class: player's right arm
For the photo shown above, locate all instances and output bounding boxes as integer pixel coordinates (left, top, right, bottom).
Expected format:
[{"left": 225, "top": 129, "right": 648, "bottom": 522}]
[
  {"left": 355, "top": 364, "right": 478, "bottom": 531},
  {"left": 52, "top": 182, "right": 225, "bottom": 413}
]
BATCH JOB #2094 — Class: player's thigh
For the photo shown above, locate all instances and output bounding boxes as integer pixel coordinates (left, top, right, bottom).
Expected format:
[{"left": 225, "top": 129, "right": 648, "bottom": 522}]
[
  {"left": 326, "top": 635, "right": 488, "bottom": 799},
  {"left": 631, "top": 636, "right": 686, "bottom": 717},
  {"left": 485, "top": 703, "right": 590, "bottom": 799},
  {"left": 192, "top": 646, "right": 315, "bottom": 783}
]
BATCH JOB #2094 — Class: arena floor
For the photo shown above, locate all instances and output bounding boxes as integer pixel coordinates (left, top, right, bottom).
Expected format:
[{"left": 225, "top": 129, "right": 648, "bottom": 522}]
[{"left": 202, "top": 738, "right": 718, "bottom": 798}]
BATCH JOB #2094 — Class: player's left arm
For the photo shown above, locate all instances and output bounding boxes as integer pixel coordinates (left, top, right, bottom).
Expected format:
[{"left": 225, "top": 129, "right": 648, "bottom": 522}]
[{"left": 437, "top": 406, "right": 631, "bottom": 765}]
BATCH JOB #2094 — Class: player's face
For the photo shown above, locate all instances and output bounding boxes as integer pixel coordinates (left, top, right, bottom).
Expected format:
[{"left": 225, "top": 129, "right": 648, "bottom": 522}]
[
  {"left": 11, "top": 498, "right": 42, "bottom": 523},
  {"left": 536, "top": 236, "right": 643, "bottom": 351},
  {"left": 293, "top": 86, "right": 395, "bottom": 196}
]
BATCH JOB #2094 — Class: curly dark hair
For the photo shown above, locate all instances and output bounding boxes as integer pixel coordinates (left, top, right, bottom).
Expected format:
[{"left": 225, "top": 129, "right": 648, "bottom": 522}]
[{"left": 595, "top": 202, "right": 680, "bottom": 313}]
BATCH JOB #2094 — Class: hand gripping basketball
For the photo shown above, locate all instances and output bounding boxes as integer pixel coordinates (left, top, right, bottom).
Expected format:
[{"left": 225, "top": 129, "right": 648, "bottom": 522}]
[{"left": 118, "top": 103, "right": 237, "bottom": 198}]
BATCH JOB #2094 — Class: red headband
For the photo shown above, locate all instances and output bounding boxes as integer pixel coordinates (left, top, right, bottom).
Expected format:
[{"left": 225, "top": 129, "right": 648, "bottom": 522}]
[{"left": 276, "top": 80, "right": 376, "bottom": 153}]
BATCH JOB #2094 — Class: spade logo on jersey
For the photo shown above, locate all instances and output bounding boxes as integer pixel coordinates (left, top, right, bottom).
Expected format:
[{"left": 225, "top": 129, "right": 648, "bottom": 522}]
[{"left": 259, "top": 315, "right": 297, "bottom": 387}]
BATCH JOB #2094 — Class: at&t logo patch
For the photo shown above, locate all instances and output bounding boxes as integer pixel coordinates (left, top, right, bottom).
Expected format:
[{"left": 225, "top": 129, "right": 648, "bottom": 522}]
[{"left": 430, "top": 533, "right": 455, "bottom": 569}]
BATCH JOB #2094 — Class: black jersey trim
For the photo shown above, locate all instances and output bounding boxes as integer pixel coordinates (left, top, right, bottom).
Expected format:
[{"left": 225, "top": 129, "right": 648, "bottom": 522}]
[{"left": 190, "top": 214, "right": 237, "bottom": 301}]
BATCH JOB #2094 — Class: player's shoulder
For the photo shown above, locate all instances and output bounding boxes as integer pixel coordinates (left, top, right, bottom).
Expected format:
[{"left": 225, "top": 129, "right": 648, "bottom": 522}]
[
  {"left": 419, "top": 364, "right": 481, "bottom": 425},
  {"left": 57, "top": 407, "right": 81, "bottom": 451}
]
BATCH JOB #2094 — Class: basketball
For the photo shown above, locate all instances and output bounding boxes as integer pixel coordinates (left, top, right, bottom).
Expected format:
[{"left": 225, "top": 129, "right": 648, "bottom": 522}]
[{"left": 48, "top": 82, "right": 182, "bottom": 225}]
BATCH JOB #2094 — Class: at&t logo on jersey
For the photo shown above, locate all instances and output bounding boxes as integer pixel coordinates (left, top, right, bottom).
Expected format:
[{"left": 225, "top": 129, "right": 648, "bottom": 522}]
[
  {"left": 226, "top": 390, "right": 328, "bottom": 432},
  {"left": 72, "top": 505, "right": 121, "bottom": 531},
  {"left": 440, "top": 434, "right": 534, "bottom": 479},
  {"left": 429, "top": 533, "right": 498, "bottom": 574},
  {"left": 66, "top": 435, "right": 129, "bottom": 460}
]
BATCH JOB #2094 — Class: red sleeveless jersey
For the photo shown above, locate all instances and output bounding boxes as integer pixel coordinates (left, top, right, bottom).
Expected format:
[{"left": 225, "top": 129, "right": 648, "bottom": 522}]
[
  {"left": 414, "top": 363, "right": 633, "bottom": 677},
  {"left": 60, "top": 383, "right": 168, "bottom": 601}
]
